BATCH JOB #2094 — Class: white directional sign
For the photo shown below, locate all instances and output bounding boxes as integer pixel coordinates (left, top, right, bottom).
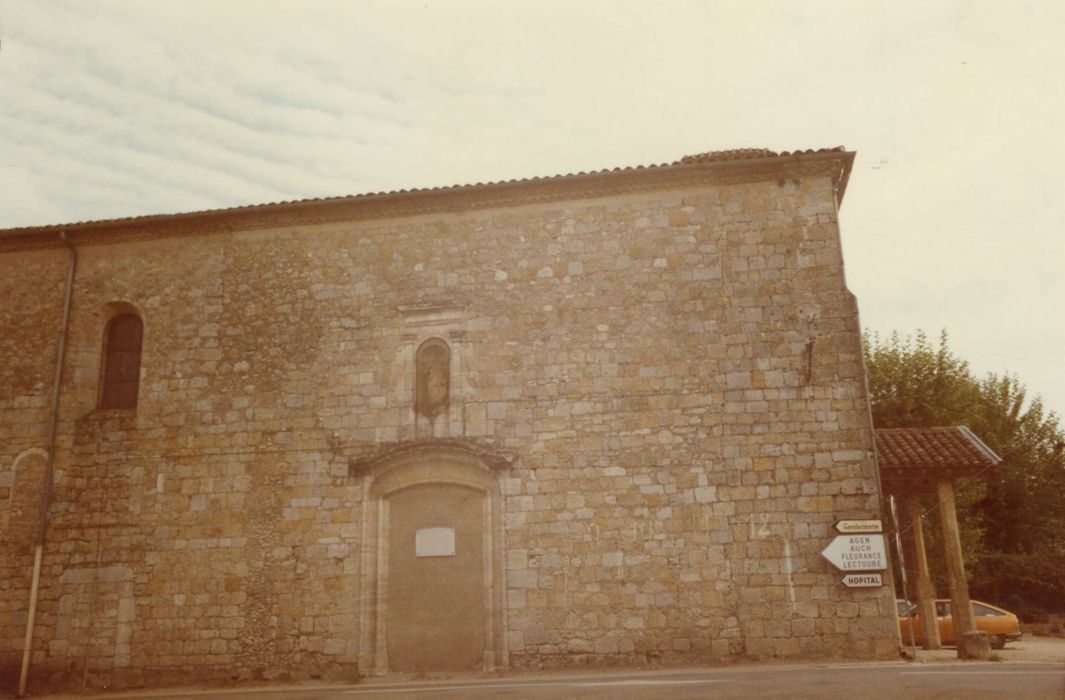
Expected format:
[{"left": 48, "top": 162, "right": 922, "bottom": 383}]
[
  {"left": 820, "top": 534, "right": 888, "bottom": 571},
  {"left": 841, "top": 573, "right": 884, "bottom": 588},
  {"left": 835, "top": 519, "right": 883, "bottom": 534}
]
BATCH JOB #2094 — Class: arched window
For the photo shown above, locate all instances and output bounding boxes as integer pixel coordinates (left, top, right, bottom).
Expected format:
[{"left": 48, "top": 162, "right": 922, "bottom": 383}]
[{"left": 100, "top": 314, "right": 143, "bottom": 409}]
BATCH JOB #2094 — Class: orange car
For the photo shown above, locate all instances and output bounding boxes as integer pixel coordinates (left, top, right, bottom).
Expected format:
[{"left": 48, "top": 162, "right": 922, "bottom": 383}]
[{"left": 898, "top": 599, "right": 1022, "bottom": 649}]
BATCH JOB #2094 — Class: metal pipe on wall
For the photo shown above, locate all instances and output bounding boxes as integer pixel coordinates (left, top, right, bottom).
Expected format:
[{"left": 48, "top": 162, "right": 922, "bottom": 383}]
[{"left": 18, "top": 231, "right": 77, "bottom": 697}]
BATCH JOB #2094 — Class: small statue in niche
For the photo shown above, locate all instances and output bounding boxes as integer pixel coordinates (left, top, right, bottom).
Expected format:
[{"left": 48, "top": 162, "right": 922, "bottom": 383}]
[{"left": 416, "top": 338, "right": 450, "bottom": 418}]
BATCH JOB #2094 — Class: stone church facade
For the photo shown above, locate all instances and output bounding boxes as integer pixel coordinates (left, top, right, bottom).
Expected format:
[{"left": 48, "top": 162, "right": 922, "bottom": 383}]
[{"left": 0, "top": 148, "right": 899, "bottom": 692}]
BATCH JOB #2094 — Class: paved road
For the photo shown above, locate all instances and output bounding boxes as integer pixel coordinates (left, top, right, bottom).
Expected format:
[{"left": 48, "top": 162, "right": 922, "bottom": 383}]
[{"left": 61, "top": 661, "right": 1065, "bottom": 700}]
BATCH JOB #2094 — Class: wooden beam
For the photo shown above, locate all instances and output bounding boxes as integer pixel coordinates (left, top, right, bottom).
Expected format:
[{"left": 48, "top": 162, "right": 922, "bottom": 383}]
[
  {"left": 937, "top": 480, "right": 975, "bottom": 643},
  {"left": 905, "top": 498, "right": 941, "bottom": 649}
]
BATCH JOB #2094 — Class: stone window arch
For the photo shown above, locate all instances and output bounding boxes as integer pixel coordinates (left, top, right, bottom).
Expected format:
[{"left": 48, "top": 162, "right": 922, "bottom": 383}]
[
  {"left": 99, "top": 312, "right": 143, "bottom": 409},
  {"left": 2, "top": 448, "right": 48, "bottom": 548},
  {"left": 415, "top": 338, "right": 450, "bottom": 418}
]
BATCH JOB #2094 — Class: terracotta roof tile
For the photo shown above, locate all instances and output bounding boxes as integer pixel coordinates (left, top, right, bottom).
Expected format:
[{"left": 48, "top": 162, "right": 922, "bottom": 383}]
[
  {"left": 875, "top": 426, "right": 1001, "bottom": 478},
  {"left": 0, "top": 147, "right": 852, "bottom": 240},
  {"left": 677, "top": 146, "right": 844, "bottom": 164}
]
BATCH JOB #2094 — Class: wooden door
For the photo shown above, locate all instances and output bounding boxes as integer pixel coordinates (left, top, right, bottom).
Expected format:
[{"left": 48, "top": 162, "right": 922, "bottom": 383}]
[{"left": 386, "top": 483, "right": 485, "bottom": 672}]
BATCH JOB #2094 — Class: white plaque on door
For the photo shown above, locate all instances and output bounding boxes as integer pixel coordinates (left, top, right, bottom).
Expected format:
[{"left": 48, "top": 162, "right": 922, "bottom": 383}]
[{"left": 415, "top": 527, "right": 456, "bottom": 557}]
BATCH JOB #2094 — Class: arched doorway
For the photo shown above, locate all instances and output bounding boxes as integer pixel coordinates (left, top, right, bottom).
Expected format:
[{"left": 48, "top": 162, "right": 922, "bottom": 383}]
[{"left": 355, "top": 444, "right": 506, "bottom": 675}]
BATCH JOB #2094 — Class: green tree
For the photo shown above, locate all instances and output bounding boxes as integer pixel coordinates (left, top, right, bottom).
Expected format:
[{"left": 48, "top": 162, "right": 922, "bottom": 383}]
[
  {"left": 864, "top": 330, "right": 1065, "bottom": 616},
  {"left": 969, "top": 375, "right": 1065, "bottom": 615},
  {"left": 864, "top": 330, "right": 982, "bottom": 428}
]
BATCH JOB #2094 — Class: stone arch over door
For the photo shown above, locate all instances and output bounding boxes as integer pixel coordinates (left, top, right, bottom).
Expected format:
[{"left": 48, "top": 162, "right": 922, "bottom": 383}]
[{"left": 356, "top": 444, "right": 506, "bottom": 675}]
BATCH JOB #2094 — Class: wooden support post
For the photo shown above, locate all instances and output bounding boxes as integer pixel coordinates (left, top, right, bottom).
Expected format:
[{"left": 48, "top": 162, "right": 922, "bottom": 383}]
[
  {"left": 937, "top": 480, "right": 981, "bottom": 657},
  {"left": 905, "top": 498, "right": 941, "bottom": 649}
]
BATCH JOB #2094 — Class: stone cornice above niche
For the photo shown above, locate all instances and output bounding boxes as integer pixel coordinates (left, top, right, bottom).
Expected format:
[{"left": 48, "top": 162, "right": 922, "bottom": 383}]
[{"left": 397, "top": 302, "right": 466, "bottom": 329}]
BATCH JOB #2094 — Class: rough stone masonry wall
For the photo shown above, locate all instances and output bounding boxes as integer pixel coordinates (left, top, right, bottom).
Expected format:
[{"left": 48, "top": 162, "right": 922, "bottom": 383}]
[
  {"left": 0, "top": 170, "right": 899, "bottom": 692},
  {"left": 0, "top": 247, "right": 67, "bottom": 690}
]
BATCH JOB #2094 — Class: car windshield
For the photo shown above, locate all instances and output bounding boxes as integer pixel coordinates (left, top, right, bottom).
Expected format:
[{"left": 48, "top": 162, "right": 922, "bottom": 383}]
[{"left": 896, "top": 600, "right": 916, "bottom": 616}]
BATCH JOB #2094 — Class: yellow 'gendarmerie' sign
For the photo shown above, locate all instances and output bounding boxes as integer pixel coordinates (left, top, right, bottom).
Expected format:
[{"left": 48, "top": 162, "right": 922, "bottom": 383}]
[{"left": 835, "top": 519, "right": 883, "bottom": 533}]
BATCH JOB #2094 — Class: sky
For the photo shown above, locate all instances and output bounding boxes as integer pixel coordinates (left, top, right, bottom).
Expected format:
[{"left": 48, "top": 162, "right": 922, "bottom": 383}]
[{"left": 1, "top": 0, "right": 1063, "bottom": 419}]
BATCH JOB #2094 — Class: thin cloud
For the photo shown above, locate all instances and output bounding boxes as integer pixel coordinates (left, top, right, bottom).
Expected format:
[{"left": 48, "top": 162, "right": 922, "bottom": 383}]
[{"left": 1, "top": 0, "right": 1063, "bottom": 417}]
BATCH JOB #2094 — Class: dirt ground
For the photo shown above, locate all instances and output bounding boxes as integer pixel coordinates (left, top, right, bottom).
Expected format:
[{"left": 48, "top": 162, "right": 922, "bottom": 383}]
[{"left": 906, "top": 634, "right": 1065, "bottom": 664}]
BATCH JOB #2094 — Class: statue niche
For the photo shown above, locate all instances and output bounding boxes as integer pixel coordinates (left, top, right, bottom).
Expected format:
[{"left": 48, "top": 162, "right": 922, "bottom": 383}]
[{"left": 415, "top": 338, "right": 450, "bottom": 419}]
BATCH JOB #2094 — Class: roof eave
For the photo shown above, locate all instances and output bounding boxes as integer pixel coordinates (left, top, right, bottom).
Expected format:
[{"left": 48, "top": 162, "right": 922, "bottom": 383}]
[
  {"left": 0, "top": 148, "right": 855, "bottom": 249},
  {"left": 956, "top": 425, "right": 1004, "bottom": 465}
]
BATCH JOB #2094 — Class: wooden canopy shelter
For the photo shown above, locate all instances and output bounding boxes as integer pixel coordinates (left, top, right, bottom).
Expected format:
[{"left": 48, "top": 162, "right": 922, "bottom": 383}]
[{"left": 876, "top": 426, "right": 1002, "bottom": 656}]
